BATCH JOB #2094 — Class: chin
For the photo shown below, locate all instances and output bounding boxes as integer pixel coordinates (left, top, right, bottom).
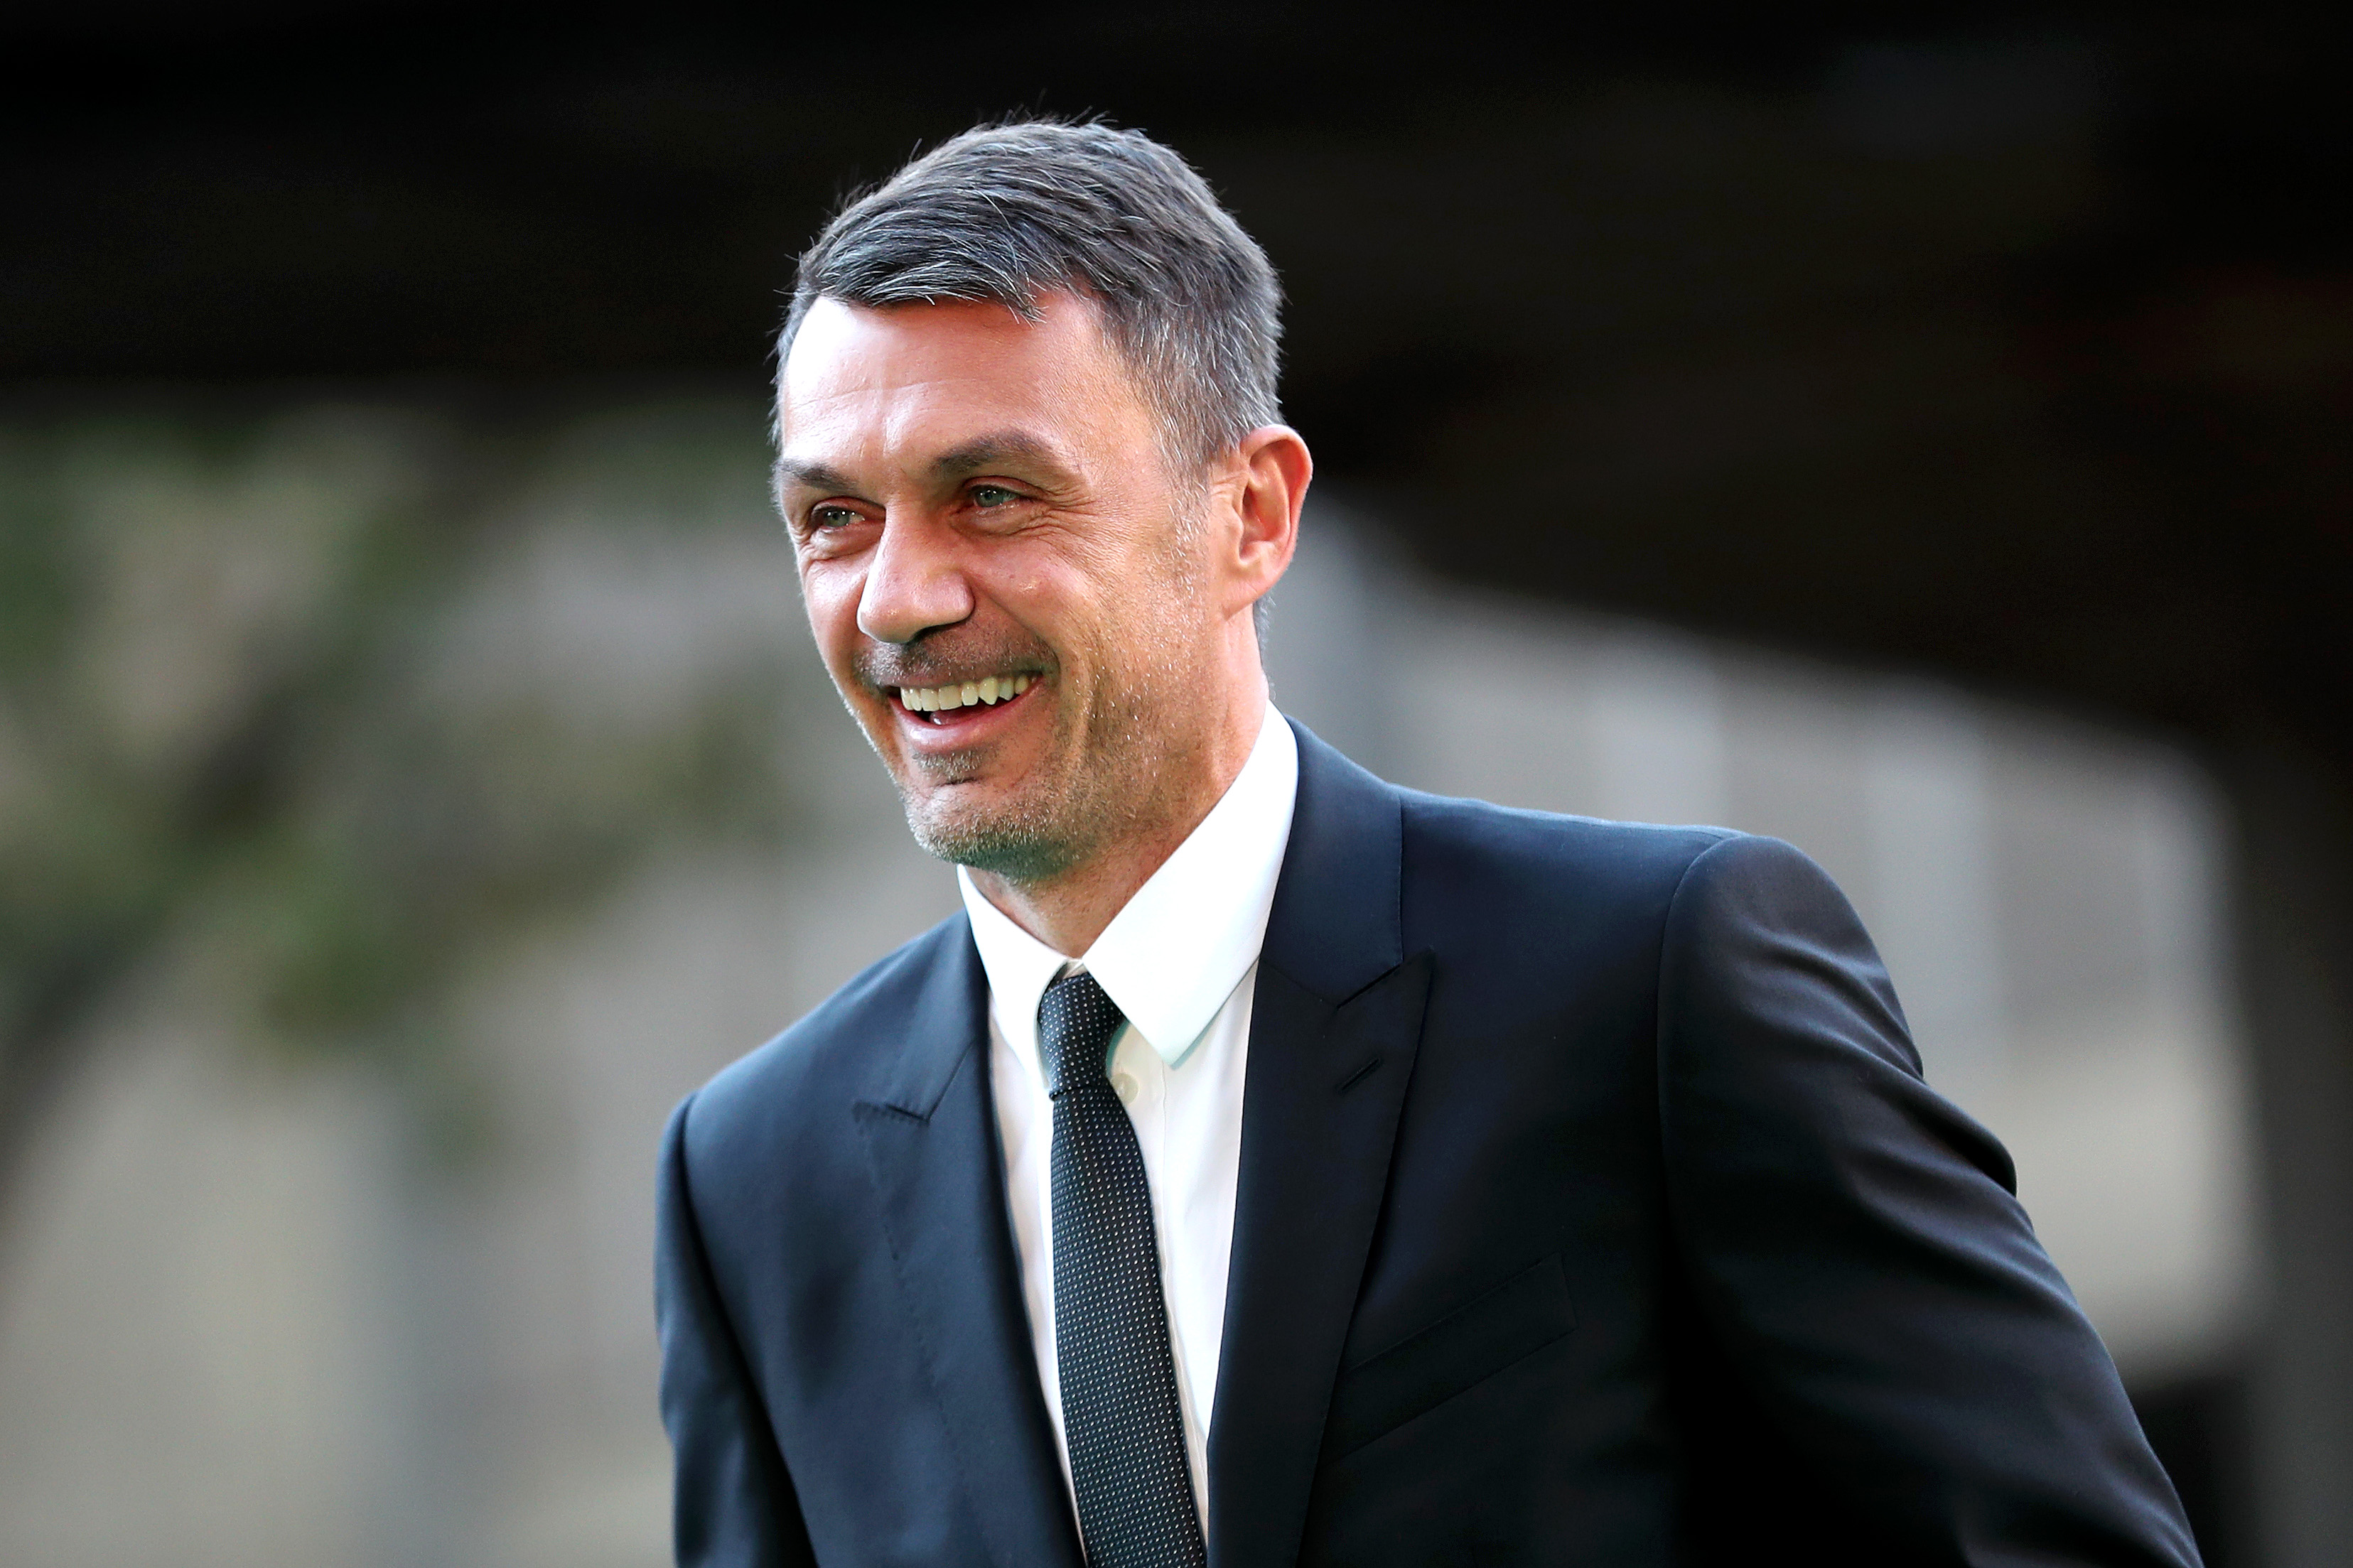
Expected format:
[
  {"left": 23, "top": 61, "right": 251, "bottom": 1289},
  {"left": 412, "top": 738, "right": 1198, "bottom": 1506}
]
[
  {"left": 902, "top": 785, "right": 1073, "bottom": 880},
  {"left": 910, "top": 819, "right": 1072, "bottom": 882}
]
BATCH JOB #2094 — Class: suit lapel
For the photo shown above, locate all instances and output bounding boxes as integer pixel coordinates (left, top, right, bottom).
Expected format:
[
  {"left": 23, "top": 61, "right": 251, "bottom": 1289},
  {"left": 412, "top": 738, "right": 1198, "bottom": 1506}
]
[
  {"left": 1208, "top": 723, "right": 1433, "bottom": 1568},
  {"left": 853, "top": 925, "right": 1084, "bottom": 1568}
]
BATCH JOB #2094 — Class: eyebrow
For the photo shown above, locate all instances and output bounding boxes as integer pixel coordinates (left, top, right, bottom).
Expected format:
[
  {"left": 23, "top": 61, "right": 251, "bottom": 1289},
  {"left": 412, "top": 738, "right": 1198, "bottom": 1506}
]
[
  {"left": 930, "top": 430, "right": 1070, "bottom": 482},
  {"left": 772, "top": 457, "right": 856, "bottom": 495},
  {"left": 772, "top": 428, "right": 1079, "bottom": 502}
]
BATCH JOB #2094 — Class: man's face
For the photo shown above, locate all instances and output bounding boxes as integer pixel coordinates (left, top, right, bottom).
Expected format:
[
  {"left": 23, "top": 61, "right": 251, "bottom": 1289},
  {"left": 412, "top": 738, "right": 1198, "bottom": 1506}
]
[{"left": 777, "top": 293, "right": 1223, "bottom": 882}]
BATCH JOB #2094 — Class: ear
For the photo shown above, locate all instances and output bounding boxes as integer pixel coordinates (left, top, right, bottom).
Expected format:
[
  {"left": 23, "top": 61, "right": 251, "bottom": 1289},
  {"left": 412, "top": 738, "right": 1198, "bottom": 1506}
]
[{"left": 1222, "top": 425, "right": 1312, "bottom": 615}]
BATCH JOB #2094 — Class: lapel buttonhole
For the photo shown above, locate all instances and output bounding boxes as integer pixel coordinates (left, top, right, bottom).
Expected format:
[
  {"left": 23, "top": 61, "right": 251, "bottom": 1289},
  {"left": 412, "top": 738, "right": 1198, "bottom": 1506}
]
[{"left": 1334, "top": 1057, "right": 1382, "bottom": 1096}]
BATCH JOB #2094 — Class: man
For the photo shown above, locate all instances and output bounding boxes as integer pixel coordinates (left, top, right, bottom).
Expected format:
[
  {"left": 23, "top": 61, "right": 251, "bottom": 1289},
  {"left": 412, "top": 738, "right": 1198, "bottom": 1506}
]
[{"left": 655, "top": 119, "right": 2200, "bottom": 1567}]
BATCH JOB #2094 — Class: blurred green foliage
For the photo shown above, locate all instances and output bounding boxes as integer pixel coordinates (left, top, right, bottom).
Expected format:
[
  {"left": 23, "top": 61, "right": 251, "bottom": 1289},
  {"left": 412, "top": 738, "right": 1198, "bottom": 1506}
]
[{"left": 0, "top": 399, "right": 795, "bottom": 1167}]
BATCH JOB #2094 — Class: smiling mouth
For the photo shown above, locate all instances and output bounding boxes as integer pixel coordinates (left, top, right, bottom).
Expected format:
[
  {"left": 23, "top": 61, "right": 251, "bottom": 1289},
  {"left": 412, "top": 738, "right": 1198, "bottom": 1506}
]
[{"left": 894, "top": 672, "right": 1035, "bottom": 723}]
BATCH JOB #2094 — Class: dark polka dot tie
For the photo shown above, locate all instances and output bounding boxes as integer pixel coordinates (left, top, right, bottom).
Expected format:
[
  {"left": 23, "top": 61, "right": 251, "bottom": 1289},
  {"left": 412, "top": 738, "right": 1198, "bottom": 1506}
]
[{"left": 1038, "top": 969, "right": 1207, "bottom": 1568}]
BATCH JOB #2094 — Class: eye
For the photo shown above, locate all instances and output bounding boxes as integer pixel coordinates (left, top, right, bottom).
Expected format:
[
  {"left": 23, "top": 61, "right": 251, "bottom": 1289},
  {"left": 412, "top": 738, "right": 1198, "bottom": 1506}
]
[
  {"left": 809, "top": 503, "right": 865, "bottom": 531},
  {"left": 969, "top": 484, "right": 1021, "bottom": 508}
]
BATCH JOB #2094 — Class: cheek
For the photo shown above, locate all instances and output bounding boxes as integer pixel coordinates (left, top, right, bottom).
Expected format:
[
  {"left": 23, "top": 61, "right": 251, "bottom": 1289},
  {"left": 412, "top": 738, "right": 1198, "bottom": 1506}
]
[
  {"left": 799, "top": 566, "right": 868, "bottom": 671},
  {"left": 974, "top": 553, "right": 1087, "bottom": 648}
]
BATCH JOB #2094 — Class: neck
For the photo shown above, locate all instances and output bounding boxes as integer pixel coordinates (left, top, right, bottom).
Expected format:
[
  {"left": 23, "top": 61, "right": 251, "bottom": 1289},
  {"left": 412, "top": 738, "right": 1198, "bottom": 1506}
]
[{"left": 968, "top": 670, "right": 1268, "bottom": 957}]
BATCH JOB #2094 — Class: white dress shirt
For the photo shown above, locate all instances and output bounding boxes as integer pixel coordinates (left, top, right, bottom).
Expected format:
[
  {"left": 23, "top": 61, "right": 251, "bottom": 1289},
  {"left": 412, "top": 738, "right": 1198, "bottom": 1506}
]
[{"left": 958, "top": 701, "right": 1298, "bottom": 1522}]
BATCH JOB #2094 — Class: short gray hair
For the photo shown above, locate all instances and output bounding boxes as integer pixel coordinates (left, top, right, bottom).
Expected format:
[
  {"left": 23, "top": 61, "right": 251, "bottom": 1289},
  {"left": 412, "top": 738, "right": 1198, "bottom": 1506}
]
[{"left": 778, "top": 119, "right": 1283, "bottom": 474}]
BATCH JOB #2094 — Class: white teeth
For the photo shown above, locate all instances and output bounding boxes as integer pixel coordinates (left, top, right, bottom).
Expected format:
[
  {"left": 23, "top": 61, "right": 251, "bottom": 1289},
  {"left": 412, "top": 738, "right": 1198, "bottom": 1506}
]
[{"left": 897, "top": 674, "right": 1035, "bottom": 713}]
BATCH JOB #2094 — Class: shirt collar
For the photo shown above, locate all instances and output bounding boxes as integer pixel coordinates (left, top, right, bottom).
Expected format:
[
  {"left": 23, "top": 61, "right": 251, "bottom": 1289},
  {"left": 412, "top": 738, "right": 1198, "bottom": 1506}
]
[{"left": 959, "top": 701, "right": 1298, "bottom": 1071}]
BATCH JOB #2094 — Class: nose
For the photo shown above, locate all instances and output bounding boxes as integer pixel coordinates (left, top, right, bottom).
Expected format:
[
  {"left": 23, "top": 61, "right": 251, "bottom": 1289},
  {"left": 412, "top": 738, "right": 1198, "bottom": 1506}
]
[{"left": 857, "top": 514, "right": 975, "bottom": 645}]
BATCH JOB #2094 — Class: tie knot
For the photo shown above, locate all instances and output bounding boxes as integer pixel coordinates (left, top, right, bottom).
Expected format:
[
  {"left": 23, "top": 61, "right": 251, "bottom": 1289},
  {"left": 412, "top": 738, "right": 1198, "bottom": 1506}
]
[{"left": 1036, "top": 969, "right": 1126, "bottom": 1098}]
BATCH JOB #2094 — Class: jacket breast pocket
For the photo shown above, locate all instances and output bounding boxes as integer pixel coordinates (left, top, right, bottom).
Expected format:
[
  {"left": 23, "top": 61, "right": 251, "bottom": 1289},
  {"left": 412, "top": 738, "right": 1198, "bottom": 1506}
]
[{"left": 1323, "top": 1253, "right": 1578, "bottom": 1460}]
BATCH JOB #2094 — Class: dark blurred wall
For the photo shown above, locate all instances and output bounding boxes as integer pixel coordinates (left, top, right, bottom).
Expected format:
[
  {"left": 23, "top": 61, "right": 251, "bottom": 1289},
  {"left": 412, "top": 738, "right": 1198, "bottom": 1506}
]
[
  {"left": 8, "top": 6, "right": 2344, "bottom": 740},
  {"left": 4, "top": 5, "right": 2347, "bottom": 1565}
]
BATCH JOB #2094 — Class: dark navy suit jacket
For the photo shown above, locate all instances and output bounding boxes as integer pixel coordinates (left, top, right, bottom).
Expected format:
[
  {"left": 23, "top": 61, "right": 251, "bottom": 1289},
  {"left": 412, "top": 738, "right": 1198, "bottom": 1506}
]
[{"left": 655, "top": 722, "right": 2201, "bottom": 1567}]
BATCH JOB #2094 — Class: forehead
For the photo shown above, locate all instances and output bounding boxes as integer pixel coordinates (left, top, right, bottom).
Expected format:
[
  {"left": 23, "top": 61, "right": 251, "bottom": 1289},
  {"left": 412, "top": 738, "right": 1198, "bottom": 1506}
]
[{"left": 776, "top": 295, "right": 1146, "bottom": 463}]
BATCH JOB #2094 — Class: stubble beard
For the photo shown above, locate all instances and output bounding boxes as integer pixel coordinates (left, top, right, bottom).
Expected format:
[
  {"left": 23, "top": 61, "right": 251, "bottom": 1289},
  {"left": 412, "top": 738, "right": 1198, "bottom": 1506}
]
[
  {"left": 868, "top": 558, "right": 1210, "bottom": 890},
  {"left": 896, "top": 620, "right": 1195, "bottom": 888},
  {"left": 852, "top": 477, "right": 1217, "bottom": 890}
]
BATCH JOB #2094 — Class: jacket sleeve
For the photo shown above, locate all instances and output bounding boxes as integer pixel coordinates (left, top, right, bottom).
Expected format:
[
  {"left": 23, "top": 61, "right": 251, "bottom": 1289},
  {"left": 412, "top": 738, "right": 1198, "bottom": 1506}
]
[
  {"left": 655, "top": 1093, "right": 817, "bottom": 1568},
  {"left": 1655, "top": 832, "right": 2202, "bottom": 1567}
]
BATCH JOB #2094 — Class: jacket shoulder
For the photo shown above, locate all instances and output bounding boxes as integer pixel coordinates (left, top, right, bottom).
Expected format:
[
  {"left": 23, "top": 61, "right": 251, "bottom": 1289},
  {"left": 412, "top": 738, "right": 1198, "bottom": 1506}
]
[
  {"left": 1396, "top": 784, "right": 1748, "bottom": 906},
  {"left": 677, "top": 912, "right": 970, "bottom": 1154}
]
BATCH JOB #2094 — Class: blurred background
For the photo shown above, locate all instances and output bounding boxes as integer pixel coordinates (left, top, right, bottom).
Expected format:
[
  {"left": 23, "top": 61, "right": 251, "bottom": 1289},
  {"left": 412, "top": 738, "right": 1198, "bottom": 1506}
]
[{"left": 1, "top": 4, "right": 2345, "bottom": 1566}]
